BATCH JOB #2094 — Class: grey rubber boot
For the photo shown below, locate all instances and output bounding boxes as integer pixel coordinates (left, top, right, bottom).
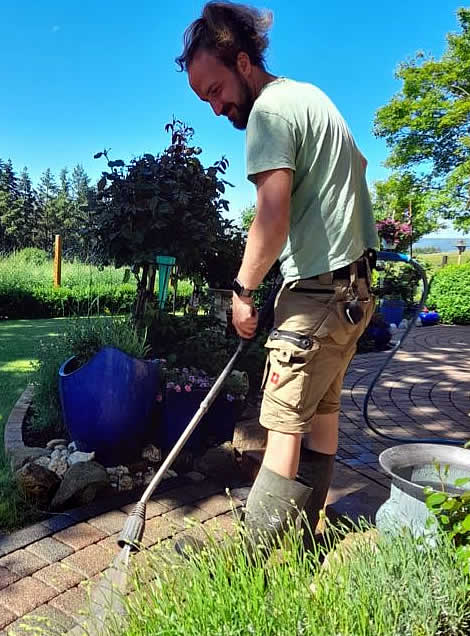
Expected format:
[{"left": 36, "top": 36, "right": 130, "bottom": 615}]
[
  {"left": 296, "top": 448, "right": 335, "bottom": 550},
  {"left": 243, "top": 464, "right": 313, "bottom": 552},
  {"left": 175, "top": 464, "right": 312, "bottom": 560}
]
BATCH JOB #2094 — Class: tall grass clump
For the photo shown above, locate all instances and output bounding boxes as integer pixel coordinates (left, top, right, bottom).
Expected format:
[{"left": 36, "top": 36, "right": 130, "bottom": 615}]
[
  {"left": 0, "top": 250, "right": 136, "bottom": 318},
  {"left": 80, "top": 518, "right": 470, "bottom": 636}
]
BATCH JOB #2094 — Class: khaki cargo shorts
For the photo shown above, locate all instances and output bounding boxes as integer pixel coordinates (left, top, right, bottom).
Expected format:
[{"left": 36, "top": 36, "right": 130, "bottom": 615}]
[{"left": 259, "top": 276, "right": 375, "bottom": 434}]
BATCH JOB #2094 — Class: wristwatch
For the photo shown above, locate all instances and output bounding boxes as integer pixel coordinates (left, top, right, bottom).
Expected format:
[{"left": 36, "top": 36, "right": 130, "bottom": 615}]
[{"left": 232, "top": 278, "right": 255, "bottom": 298}]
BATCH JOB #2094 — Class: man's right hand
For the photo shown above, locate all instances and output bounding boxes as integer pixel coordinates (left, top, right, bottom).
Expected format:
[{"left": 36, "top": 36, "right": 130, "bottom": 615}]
[{"left": 232, "top": 293, "right": 258, "bottom": 339}]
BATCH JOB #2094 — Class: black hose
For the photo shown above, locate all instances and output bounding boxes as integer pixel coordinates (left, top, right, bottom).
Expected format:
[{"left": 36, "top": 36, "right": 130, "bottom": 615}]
[{"left": 362, "top": 251, "right": 465, "bottom": 446}]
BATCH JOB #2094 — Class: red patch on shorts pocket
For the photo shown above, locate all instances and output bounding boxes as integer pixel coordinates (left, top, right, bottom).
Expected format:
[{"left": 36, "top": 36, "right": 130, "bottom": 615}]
[{"left": 270, "top": 372, "right": 280, "bottom": 385}]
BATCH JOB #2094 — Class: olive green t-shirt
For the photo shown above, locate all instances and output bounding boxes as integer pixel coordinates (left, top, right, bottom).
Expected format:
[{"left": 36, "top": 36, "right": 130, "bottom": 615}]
[{"left": 245, "top": 78, "right": 378, "bottom": 282}]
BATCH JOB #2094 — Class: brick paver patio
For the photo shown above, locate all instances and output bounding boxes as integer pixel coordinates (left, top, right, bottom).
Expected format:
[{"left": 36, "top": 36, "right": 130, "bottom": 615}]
[{"left": 1, "top": 324, "right": 469, "bottom": 635}]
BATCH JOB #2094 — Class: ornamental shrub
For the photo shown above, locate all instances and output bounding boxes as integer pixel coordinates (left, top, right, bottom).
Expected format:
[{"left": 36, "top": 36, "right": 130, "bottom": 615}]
[{"left": 427, "top": 264, "right": 470, "bottom": 324}]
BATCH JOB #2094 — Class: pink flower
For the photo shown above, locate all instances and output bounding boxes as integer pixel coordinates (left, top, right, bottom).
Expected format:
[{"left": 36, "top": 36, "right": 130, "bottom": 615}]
[
  {"left": 175, "top": 385, "right": 182, "bottom": 393},
  {"left": 184, "top": 384, "right": 192, "bottom": 392}
]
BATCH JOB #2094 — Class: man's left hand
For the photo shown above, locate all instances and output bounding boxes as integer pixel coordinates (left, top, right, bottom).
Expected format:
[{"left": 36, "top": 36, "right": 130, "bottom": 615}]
[{"left": 232, "top": 293, "right": 258, "bottom": 339}]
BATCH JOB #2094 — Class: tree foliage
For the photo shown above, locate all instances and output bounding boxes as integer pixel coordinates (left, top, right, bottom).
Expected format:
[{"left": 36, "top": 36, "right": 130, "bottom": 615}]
[
  {"left": 371, "top": 171, "right": 441, "bottom": 242},
  {"left": 0, "top": 159, "right": 95, "bottom": 257},
  {"left": 374, "top": 8, "right": 470, "bottom": 230},
  {"left": 92, "top": 119, "right": 233, "bottom": 276}
]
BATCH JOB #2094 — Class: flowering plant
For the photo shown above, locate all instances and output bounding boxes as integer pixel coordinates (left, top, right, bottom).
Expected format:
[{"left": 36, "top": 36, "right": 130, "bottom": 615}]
[
  {"left": 376, "top": 218, "right": 412, "bottom": 250},
  {"left": 156, "top": 362, "right": 249, "bottom": 402}
]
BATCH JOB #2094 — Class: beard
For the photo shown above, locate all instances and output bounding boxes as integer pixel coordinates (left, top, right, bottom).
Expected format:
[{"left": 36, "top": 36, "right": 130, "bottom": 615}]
[{"left": 222, "top": 73, "right": 254, "bottom": 130}]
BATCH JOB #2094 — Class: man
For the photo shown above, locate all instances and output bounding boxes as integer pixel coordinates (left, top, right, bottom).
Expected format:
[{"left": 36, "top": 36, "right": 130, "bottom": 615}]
[{"left": 175, "top": 1, "right": 378, "bottom": 550}]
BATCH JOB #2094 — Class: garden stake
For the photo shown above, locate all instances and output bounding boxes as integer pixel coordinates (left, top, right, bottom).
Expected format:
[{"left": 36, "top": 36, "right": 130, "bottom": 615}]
[{"left": 81, "top": 281, "right": 281, "bottom": 634}]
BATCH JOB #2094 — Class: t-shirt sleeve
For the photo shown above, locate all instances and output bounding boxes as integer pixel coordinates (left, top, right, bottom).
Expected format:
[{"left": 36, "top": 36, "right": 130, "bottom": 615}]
[{"left": 246, "top": 110, "right": 296, "bottom": 184}]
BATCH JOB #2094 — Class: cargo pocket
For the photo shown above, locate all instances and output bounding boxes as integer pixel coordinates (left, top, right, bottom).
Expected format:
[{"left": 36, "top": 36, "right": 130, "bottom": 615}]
[
  {"left": 315, "top": 298, "right": 375, "bottom": 346},
  {"left": 264, "top": 335, "right": 319, "bottom": 411}
]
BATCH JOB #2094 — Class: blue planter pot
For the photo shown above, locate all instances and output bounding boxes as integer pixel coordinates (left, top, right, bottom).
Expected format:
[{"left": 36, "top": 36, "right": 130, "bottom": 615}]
[
  {"left": 158, "top": 388, "right": 209, "bottom": 452},
  {"left": 201, "top": 395, "right": 243, "bottom": 446},
  {"left": 158, "top": 391, "right": 243, "bottom": 452},
  {"left": 59, "top": 346, "right": 160, "bottom": 467},
  {"left": 380, "top": 298, "right": 405, "bottom": 326}
]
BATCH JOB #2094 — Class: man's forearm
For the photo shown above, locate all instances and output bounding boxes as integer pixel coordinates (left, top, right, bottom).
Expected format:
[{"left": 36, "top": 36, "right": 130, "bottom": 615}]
[{"left": 237, "top": 208, "right": 288, "bottom": 290}]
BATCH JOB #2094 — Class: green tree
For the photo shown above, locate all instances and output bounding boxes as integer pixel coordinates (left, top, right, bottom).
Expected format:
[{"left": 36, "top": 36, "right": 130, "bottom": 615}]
[
  {"left": 36, "top": 168, "right": 59, "bottom": 251},
  {"left": 92, "top": 119, "right": 232, "bottom": 324},
  {"left": 374, "top": 8, "right": 470, "bottom": 230},
  {"left": 16, "top": 167, "right": 38, "bottom": 248},
  {"left": 69, "top": 164, "right": 96, "bottom": 261},
  {"left": 240, "top": 203, "right": 256, "bottom": 231},
  {"left": 0, "top": 159, "right": 22, "bottom": 252}
]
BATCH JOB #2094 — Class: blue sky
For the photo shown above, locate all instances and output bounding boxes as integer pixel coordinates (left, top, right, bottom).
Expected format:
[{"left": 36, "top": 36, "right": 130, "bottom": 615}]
[{"left": 1, "top": 0, "right": 466, "bottom": 234}]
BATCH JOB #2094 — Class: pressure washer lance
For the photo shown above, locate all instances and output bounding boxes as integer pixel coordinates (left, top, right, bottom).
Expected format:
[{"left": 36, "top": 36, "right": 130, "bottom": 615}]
[
  {"left": 117, "top": 286, "right": 278, "bottom": 552},
  {"left": 363, "top": 250, "right": 465, "bottom": 447}
]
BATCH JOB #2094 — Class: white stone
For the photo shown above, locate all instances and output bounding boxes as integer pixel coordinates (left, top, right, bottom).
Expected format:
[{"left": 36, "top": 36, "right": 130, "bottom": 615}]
[
  {"left": 68, "top": 451, "right": 95, "bottom": 466},
  {"left": 34, "top": 456, "right": 51, "bottom": 469},
  {"left": 49, "top": 457, "right": 68, "bottom": 479},
  {"left": 50, "top": 449, "right": 61, "bottom": 461},
  {"left": 68, "top": 441, "right": 78, "bottom": 453},
  {"left": 118, "top": 475, "right": 134, "bottom": 491},
  {"left": 141, "top": 444, "right": 162, "bottom": 463},
  {"left": 47, "top": 439, "right": 68, "bottom": 449},
  {"left": 186, "top": 471, "right": 205, "bottom": 482},
  {"left": 60, "top": 449, "right": 69, "bottom": 459},
  {"left": 161, "top": 469, "right": 177, "bottom": 481}
]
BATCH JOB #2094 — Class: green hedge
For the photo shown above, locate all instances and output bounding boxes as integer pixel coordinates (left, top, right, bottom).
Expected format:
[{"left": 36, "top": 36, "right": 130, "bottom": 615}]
[
  {"left": 0, "top": 282, "right": 136, "bottom": 319},
  {"left": 427, "top": 263, "right": 470, "bottom": 324}
]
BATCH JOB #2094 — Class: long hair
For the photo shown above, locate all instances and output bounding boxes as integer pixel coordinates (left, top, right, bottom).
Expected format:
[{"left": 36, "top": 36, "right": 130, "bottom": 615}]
[{"left": 176, "top": 1, "right": 273, "bottom": 71}]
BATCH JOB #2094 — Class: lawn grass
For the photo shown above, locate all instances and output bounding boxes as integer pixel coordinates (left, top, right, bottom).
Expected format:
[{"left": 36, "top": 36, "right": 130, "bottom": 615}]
[
  {"left": 0, "top": 317, "right": 72, "bottom": 531},
  {"left": 418, "top": 250, "right": 470, "bottom": 273}
]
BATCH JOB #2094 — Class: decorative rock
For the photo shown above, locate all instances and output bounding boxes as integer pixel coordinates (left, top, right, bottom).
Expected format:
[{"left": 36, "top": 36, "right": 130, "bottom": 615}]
[
  {"left": 49, "top": 457, "right": 69, "bottom": 479},
  {"left": 16, "top": 462, "right": 60, "bottom": 507},
  {"left": 141, "top": 444, "right": 162, "bottom": 464},
  {"left": 186, "top": 471, "right": 206, "bottom": 482},
  {"left": 68, "top": 441, "right": 78, "bottom": 452},
  {"left": 34, "top": 456, "right": 51, "bottom": 469},
  {"left": 143, "top": 468, "right": 155, "bottom": 486},
  {"left": 194, "top": 442, "right": 242, "bottom": 487},
  {"left": 171, "top": 449, "right": 193, "bottom": 474},
  {"left": 68, "top": 451, "right": 95, "bottom": 466},
  {"left": 10, "top": 446, "right": 51, "bottom": 472},
  {"left": 51, "top": 460, "right": 109, "bottom": 510},
  {"left": 47, "top": 439, "right": 68, "bottom": 449},
  {"left": 118, "top": 475, "right": 134, "bottom": 491}
]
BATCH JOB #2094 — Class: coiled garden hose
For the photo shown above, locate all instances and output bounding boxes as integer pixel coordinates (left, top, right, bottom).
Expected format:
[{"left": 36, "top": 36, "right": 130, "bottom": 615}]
[{"left": 362, "top": 250, "right": 464, "bottom": 446}]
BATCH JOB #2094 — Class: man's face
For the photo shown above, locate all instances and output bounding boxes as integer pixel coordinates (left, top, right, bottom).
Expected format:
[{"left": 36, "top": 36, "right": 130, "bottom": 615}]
[{"left": 188, "top": 50, "right": 254, "bottom": 130}]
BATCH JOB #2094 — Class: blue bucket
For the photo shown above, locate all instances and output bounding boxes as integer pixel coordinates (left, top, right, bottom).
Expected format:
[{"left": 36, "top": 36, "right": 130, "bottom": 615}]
[{"left": 380, "top": 298, "right": 405, "bottom": 325}]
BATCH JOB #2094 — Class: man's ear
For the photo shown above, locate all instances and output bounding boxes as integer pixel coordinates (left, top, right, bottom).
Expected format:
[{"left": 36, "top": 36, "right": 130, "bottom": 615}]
[{"left": 236, "top": 51, "right": 252, "bottom": 78}]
